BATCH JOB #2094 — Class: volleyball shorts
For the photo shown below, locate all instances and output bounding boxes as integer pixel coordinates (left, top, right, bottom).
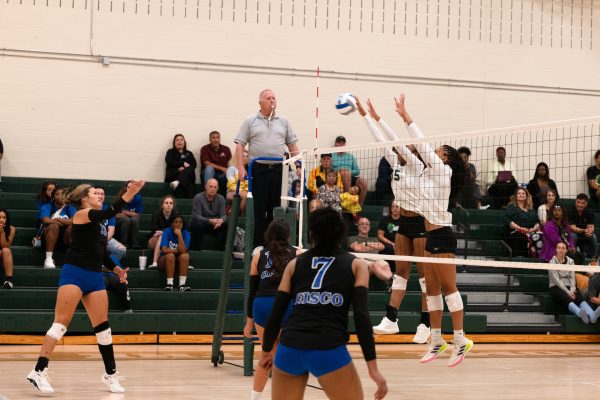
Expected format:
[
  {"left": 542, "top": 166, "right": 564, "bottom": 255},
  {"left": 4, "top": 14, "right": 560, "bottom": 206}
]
[
  {"left": 396, "top": 215, "right": 427, "bottom": 239},
  {"left": 59, "top": 263, "right": 105, "bottom": 295},
  {"left": 252, "top": 296, "right": 293, "bottom": 327},
  {"left": 425, "top": 227, "right": 457, "bottom": 255},
  {"left": 274, "top": 343, "right": 352, "bottom": 377}
]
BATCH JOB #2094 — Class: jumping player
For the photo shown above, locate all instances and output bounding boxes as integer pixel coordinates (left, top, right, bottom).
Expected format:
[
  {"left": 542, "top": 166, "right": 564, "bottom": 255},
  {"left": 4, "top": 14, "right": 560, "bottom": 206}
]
[
  {"left": 260, "top": 208, "right": 387, "bottom": 400},
  {"left": 27, "top": 181, "right": 144, "bottom": 393}
]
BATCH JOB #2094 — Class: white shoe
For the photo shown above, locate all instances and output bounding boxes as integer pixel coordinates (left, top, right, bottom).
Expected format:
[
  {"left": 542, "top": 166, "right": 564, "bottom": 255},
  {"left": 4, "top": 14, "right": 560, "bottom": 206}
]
[
  {"left": 148, "top": 262, "right": 158, "bottom": 269},
  {"left": 412, "top": 324, "right": 431, "bottom": 344},
  {"left": 448, "top": 338, "right": 474, "bottom": 367},
  {"left": 44, "top": 258, "right": 56, "bottom": 269},
  {"left": 27, "top": 368, "right": 54, "bottom": 393},
  {"left": 101, "top": 371, "right": 125, "bottom": 393},
  {"left": 420, "top": 338, "right": 448, "bottom": 363},
  {"left": 188, "top": 265, "right": 194, "bottom": 270},
  {"left": 169, "top": 180, "right": 180, "bottom": 190},
  {"left": 372, "top": 317, "right": 399, "bottom": 335}
]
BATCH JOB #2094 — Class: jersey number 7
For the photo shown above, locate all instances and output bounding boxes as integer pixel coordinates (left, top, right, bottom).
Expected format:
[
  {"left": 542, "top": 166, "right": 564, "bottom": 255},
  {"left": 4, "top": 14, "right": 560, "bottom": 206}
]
[{"left": 311, "top": 257, "right": 335, "bottom": 289}]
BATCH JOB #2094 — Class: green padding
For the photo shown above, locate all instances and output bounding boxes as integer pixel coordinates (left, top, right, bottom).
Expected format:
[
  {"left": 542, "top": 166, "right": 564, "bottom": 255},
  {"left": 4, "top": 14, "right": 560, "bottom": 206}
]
[{"left": 558, "top": 315, "right": 600, "bottom": 333}]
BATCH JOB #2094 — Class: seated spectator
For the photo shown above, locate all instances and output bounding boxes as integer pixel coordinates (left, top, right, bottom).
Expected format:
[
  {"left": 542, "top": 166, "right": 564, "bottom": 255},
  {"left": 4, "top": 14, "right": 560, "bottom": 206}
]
[
  {"left": 584, "top": 270, "right": 600, "bottom": 323},
  {"left": 158, "top": 215, "right": 191, "bottom": 291},
  {"left": 526, "top": 162, "right": 559, "bottom": 209},
  {"left": 487, "top": 146, "right": 518, "bottom": 209},
  {"left": 226, "top": 150, "right": 249, "bottom": 216},
  {"left": 548, "top": 242, "right": 590, "bottom": 323},
  {"left": 314, "top": 170, "right": 342, "bottom": 212},
  {"left": 34, "top": 181, "right": 56, "bottom": 220},
  {"left": 41, "top": 187, "right": 75, "bottom": 268},
  {"left": 332, "top": 136, "right": 368, "bottom": 205},
  {"left": 96, "top": 186, "right": 127, "bottom": 263},
  {"left": 165, "top": 133, "right": 197, "bottom": 198},
  {"left": 102, "top": 267, "right": 133, "bottom": 313},
  {"left": 307, "top": 153, "right": 342, "bottom": 200},
  {"left": 200, "top": 130, "right": 231, "bottom": 191},
  {"left": 0, "top": 209, "right": 15, "bottom": 288},
  {"left": 374, "top": 156, "right": 393, "bottom": 206},
  {"left": 289, "top": 179, "right": 301, "bottom": 198},
  {"left": 504, "top": 188, "right": 540, "bottom": 258},
  {"left": 587, "top": 150, "right": 600, "bottom": 208},
  {"left": 377, "top": 201, "right": 401, "bottom": 256},
  {"left": 340, "top": 185, "right": 362, "bottom": 222},
  {"left": 115, "top": 180, "right": 144, "bottom": 249},
  {"left": 147, "top": 195, "right": 178, "bottom": 268},
  {"left": 190, "top": 179, "right": 228, "bottom": 250},
  {"left": 568, "top": 193, "right": 598, "bottom": 260},
  {"left": 540, "top": 204, "right": 575, "bottom": 262},
  {"left": 457, "top": 146, "right": 482, "bottom": 208},
  {"left": 537, "top": 189, "right": 558, "bottom": 226},
  {"left": 349, "top": 217, "right": 384, "bottom": 254}
]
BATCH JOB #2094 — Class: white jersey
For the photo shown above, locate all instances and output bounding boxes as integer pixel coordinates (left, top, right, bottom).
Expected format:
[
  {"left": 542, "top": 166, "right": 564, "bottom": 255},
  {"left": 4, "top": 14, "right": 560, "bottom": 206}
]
[{"left": 407, "top": 123, "right": 452, "bottom": 226}]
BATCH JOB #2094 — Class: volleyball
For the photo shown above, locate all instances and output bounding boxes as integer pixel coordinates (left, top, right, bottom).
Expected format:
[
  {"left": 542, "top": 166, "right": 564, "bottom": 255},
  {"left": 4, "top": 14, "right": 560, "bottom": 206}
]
[{"left": 335, "top": 93, "right": 357, "bottom": 115}]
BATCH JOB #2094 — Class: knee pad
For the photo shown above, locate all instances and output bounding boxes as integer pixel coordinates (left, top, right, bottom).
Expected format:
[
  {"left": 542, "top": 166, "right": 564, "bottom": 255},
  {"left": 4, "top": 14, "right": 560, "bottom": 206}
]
[
  {"left": 419, "top": 277, "right": 427, "bottom": 294},
  {"left": 46, "top": 322, "right": 67, "bottom": 341},
  {"left": 427, "top": 294, "right": 443, "bottom": 312},
  {"left": 445, "top": 291, "right": 464, "bottom": 313},
  {"left": 94, "top": 321, "right": 112, "bottom": 346},
  {"left": 391, "top": 275, "right": 408, "bottom": 291}
]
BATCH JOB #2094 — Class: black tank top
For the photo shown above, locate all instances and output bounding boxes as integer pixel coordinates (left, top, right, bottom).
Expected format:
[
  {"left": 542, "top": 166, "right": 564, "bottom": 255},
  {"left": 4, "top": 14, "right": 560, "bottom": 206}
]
[
  {"left": 256, "top": 244, "right": 296, "bottom": 297},
  {"left": 65, "top": 221, "right": 111, "bottom": 272},
  {"left": 280, "top": 248, "right": 356, "bottom": 350}
]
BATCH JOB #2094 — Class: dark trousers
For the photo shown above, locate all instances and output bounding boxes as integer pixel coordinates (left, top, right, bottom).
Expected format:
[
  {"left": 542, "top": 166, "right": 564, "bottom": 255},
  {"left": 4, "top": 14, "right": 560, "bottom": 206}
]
[
  {"left": 103, "top": 273, "right": 131, "bottom": 310},
  {"left": 506, "top": 231, "right": 530, "bottom": 258},
  {"left": 549, "top": 285, "right": 583, "bottom": 310},
  {"left": 251, "top": 164, "right": 282, "bottom": 247},
  {"left": 166, "top": 166, "right": 196, "bottom": 198},
  {"left": 116, "top": 215, "right": 140, "bottom": 247},
  {"left": 190, "top": 219, "right": 228, "bottom": 250},
  {"left": 488, "top": 180, "right": 518, "bottom": 209}
]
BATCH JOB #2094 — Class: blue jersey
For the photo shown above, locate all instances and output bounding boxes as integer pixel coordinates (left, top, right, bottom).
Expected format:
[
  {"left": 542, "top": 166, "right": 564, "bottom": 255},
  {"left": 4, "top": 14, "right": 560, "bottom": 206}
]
[
  {"left": 39, "top": 203, "right": 76, "bottom": 221},
  {"left": 160, "top": 227, "right": 190, "bottom": 255}
]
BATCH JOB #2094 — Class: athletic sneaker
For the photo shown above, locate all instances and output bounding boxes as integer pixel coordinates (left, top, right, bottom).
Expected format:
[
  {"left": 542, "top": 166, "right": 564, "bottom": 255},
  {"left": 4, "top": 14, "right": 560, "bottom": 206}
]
[
  {"left": 169, "top": 180, "right": 180, "bottom": 190},
  {"left": 372, "top": 317, "right": 399, "bottom": 335},
  {"left": 27, "top": 368, "right": 54, "bottom": 393},
  {"left": 44, "top": 258, "right": 56, "bottom": 269},
  {"left": 101, "top": 371, "right": 125, "bottom": 393},
  {"left": 179, "top": 285, "right": 191, "bottom": 292},
  {"left": 2, "top": 281, "right": 13, "bottom": 289},
  {"left": 147, "top": 262, "right": 158, "bottom": 269},
  {"left": 412, "top": 324, "right": 431, "bottom": 344},
  {"left": 448, "top": 338, "right": 474, "bottom": 367},
  {"left": 164, "top": 284, "right": 174, "bottom": 292},
  {"left": 420, "top": 338, "right": 448, "bottom": 363}
]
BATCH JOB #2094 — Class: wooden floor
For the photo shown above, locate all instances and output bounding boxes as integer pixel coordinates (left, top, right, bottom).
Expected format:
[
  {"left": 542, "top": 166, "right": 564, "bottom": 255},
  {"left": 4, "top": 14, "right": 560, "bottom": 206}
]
[{"left": 1, "top": 343, "right": 600, "bottom": 399}]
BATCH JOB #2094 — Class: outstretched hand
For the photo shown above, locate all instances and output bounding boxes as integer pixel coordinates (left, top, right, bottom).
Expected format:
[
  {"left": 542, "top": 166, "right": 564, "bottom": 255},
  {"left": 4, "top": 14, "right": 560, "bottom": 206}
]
[
  {"left": 366, "top": 99, "right": 381, "bottom": 121},
  {"left": 354, "top": 95, "right": 367, "bottom": 117}
]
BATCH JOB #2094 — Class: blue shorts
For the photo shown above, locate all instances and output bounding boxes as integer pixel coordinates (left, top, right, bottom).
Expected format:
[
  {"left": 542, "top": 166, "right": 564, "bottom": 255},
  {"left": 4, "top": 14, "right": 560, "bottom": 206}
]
[
  {"left": 59, "top": 264, "right": 105, "bottom": 295},
  {"left": 252, "top": 296, "right": 293, "bottom": 327},
  {"left": 274, "top": 343, "right": 352, "bottom": 378}
]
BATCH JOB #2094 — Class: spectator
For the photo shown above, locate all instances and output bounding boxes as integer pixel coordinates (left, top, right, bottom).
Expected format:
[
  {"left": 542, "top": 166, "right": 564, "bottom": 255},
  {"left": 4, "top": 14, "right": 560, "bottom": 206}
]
[
  {"left": 340, "top": 185, "right": 362, "bottom": 222},
  {"left": 96, "top": 186, "right": 127, "bottom": 263},
  {"left": 374, "top": 156, "right": 393, "bottom": 206},
  {"left": 548, "top": 242, "right": 589, "bottom": 323},
  {"left": 504, "top": 188, "right": 540, "bottom": 258},
  {"left": 486, "top": 146, "right": 518, "bottom": 209},
  {"left": 349, "top": 217, "right": 384, "bottom": 254},
  {"left": 584, "top": 271, "right": 600, "bottom": 323},
  {"left": 200, "top": 130, "right": 232, "bottom": 190},
  {"left": 114, "top": 181, "right": 143, "bottom": 249},
  {"left": 147, "top": 195, "right": 178, "bottom": 268},
  {"left": 190, "top": 178, "right": 228, "bottom": 250},
  {"left": 284, "top": 152, "right": 303, "bottom": 196},
  {"left": 540, "top": 204, "right": 575, "bottom": 262},
  {"left": 165, "top": 133, "right": 197, "bottom": 198},
  {"left": 314, "top": 170, "right": 342, "bottom": 212},
  {"left": 568, "top": 193, "right": 598, "bottom": 260},
  {"left": 377, "top": 201, "right": 402, "bottom": 256},
  {"left": 35, "top": 181, "right": 57, "bottom": 219},
  {"left": 332, "top": 136, "right": 368, "bottom": 205},
  {"left": 158, "top": 215, "right": 191, "bottom": 291},
  {"left": 289, "top": 179, "right": 301, "bottom": 198},
  {"left": 457, "top": 146, "right": 482, "bottom": 208},
  {"left": 307, "top": 153, "right": 343, "bottom": 200},
  {"left": 102, "top": 267, "right": 133, "bottom": 313},
  {"left": 0, "top": 209, "right": 15, "bottom": 288},
  {"left": 537, "top": 189, "right": 558, "bottom": 226},
  {"left": 40, "top": 187, "right": 75, "bottom": 268},
  {"left": 587, "top": 150, "right": 600, "bottom": 208},
  {"left": 226, "top": 150, "right": 249, "bottom": 216},
  {"left": 234, "top": 89, "right": 299, "bottom": 247},
  {"left": 526, "top": 162, "right": 559, "bottom": 209}
]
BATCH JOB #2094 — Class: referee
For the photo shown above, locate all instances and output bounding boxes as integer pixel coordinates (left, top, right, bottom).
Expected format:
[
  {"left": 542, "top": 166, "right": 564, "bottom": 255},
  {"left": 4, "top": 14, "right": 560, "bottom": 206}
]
[{"left": 234, "top": 89, "right": 299, "bottom": 247}]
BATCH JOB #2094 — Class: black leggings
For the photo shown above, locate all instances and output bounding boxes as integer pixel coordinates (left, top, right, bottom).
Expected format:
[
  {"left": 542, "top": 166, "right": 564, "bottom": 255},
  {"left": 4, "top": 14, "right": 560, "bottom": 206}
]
[{"left": 549, "top": 285, "right": 583, "bottom": 310}]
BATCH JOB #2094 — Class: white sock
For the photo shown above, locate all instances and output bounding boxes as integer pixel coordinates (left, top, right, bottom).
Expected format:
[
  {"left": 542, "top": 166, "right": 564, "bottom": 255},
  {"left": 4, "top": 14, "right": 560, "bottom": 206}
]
[
  {"left": 431, "top": 328, "right": 442, "bottom": 342},
  {"left": 45, "top": 252, "right": 53, "bottom": 259},
  {"left": 179, "top": 276, "right": 187, "bottom": 286},
  {"left": 167, "top": 278, "right": 174, "bottom": 285},
  {"left": 250, "top": 390, "right": 262, "bottom": 400},
  {"left": 453, "top": 329, "right": 465, "bottom": 344}
]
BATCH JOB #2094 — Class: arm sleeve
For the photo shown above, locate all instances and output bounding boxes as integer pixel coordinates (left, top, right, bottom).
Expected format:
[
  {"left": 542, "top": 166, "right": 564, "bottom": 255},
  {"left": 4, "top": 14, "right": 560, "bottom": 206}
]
[
  {"left": 103, "top": 251, "right": 118, "bottom": 271},
  {"left": 352, "top": 286, "right": 377, "bottom": 361},
  {"left": 262, "top": 290, "right": 292, "bottom": 352},
  {"left": 88, "top": 198, "right": 127, "bottom": 222},
  {"left": 362, "top": 117, "right": 397, "bottom": 166},
  {"left": 246, "top": 275, "right": 260, "bottom": 318}
]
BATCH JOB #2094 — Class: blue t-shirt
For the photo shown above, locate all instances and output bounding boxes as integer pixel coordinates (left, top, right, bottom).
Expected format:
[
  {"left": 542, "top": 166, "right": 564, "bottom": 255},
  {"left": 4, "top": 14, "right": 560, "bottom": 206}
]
[
  {"left": 39, "top": 202, "right": 76, "bottom": 221},
  {"left": 160, "top": 227, "right": 191, "bottom": 255},
  {"left": 124, "top": 194, "right": 144, "bottom": 213},
  {"left": 99, "top": 204, "right": 116, "bottom": 237}
]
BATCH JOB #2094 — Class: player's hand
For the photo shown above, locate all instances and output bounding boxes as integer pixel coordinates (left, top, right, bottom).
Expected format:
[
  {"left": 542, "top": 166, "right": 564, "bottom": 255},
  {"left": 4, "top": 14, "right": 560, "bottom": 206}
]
[
  {"left": 259, "top": 351, "right": 274, "bottom": 370},
  {"left": 114, "top": 266, "right": 129, "bottom": 284},
  {"left": 369, "top": 368, "right": 388, "bottom": 399},
  {"left": 354, "top": 96, "right": 367, "bottom": 117},
  {"left": 243, "top": 318, "right": 254, "bottom": 339},
  {"left": 366, "top": 99, "right": 381, "bottom": 121}
]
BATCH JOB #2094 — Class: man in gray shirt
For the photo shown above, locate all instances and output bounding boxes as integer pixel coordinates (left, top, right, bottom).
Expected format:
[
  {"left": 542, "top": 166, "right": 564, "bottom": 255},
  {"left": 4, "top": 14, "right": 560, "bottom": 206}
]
[
  {"left": 190, "top": 179, "right": 227, "bottom": 250},
  {"left": 234, "top": 89, "right": 299, "bottom": 246}
]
